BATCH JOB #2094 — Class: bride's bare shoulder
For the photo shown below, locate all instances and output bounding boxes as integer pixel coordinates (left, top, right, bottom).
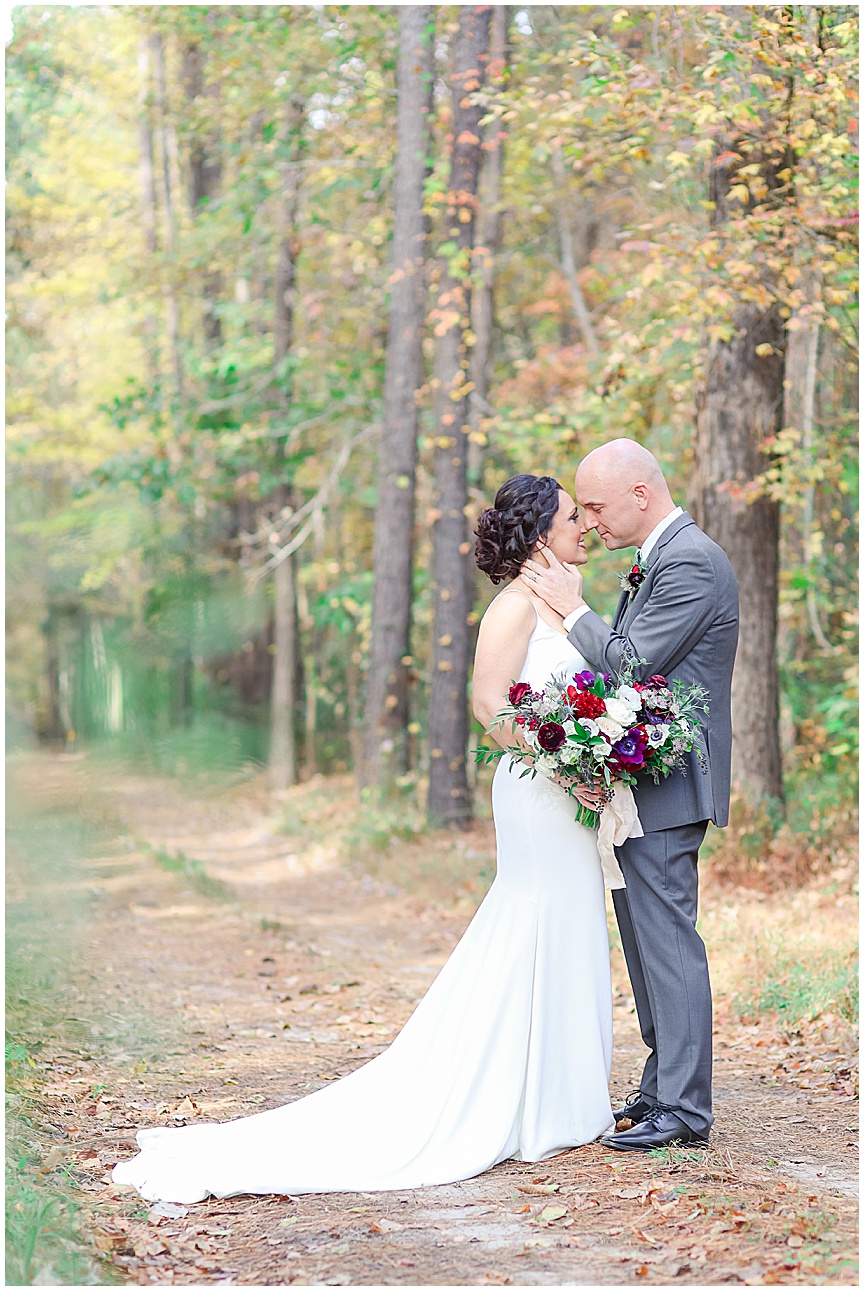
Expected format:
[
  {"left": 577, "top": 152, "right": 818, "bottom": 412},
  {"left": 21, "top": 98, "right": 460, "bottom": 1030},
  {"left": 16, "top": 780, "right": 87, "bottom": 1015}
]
[{"left": 480, "top": 586, "right": 537, "bottom": 631}]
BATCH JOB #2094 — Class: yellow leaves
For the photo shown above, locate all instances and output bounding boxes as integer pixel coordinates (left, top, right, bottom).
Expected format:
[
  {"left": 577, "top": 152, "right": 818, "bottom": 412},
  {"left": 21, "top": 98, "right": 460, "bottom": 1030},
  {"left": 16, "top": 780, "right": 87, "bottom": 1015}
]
[
  {"left": 665, "top": 150, "right": 691, "bottom": 170},
  {"left": 707, "top": 323, "right": 734, "bottom": 344},
  {"left": 755, "top": 343, "right": 776, "bottom": 357},
  {"left": 692, "top": 104, "right": 720, "bottom": 127},
  {"left": 640, "top": 261, "right": 664, "bottom": 287},
  {"left": 728, "top": 184, "right": 750, "bottom": 204}
]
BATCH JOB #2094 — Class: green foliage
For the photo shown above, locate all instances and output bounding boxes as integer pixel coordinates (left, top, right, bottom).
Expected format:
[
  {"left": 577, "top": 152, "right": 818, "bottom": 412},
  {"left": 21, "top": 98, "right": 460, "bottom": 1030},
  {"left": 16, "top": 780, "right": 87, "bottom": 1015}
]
[
  {"left": 733, "top": 944, "right": 858, "bottom": 1027},
  {"left": 147, "top": 845, "right": 233, "bottom": 901},
  {"left": 5, "top": 1172, "right": 113, "bottom": 1287}
]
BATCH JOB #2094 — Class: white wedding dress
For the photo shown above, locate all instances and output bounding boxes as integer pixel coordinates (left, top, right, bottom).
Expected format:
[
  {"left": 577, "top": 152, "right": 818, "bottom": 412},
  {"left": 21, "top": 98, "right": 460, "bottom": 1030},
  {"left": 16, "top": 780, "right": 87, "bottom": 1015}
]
[{"left": 112, "top": 612, "right": 615, "bottom": 1202}]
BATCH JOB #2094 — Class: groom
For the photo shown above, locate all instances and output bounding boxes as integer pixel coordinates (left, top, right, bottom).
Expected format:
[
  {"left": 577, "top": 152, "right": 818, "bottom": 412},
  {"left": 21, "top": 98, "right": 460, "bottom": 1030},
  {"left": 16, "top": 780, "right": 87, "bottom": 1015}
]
[{"left": 522, "top": 439, "right": 739, "bottom": 1150}]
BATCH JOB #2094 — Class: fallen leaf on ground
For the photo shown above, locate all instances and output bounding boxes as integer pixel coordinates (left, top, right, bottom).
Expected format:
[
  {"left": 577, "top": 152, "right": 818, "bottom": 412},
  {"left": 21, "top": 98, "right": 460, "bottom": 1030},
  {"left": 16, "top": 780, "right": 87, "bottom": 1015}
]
[
  {"left": 535, "top": 1204, "right": 568, "bottom": 1223},
  {"left": 369, "top": 1217, "right": 403, "bottom": 1233}
]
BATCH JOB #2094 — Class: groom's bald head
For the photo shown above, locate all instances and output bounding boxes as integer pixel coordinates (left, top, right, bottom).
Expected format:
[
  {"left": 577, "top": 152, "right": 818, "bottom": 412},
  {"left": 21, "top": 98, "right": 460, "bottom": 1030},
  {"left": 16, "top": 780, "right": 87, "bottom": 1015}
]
[{"left": 575, "top": 438, "right": 675, "bottom": 551}]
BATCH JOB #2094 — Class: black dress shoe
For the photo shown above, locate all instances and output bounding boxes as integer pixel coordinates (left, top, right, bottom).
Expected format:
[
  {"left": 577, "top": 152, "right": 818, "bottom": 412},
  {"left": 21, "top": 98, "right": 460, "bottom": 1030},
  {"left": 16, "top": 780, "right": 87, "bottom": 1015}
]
[
  {"left": 612, "top": 1090, "right": 654, "bottom": 1126},
  {"left": 601, "top": 1105, "right": 708, "bottom": 1152}
]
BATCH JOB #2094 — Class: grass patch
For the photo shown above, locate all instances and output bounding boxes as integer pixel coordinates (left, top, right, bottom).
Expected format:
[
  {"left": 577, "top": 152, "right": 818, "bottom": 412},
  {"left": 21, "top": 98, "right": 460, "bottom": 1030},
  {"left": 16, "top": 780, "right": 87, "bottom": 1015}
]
[
  {"left": 4, "top": 1169, "right": 115, "bottom": 1286},
  {"left": 732, "top": 942, "right": 858, "bottom": 1026},
  {"left": 147, "top": 845, "right": 234, "bottom": 901}
]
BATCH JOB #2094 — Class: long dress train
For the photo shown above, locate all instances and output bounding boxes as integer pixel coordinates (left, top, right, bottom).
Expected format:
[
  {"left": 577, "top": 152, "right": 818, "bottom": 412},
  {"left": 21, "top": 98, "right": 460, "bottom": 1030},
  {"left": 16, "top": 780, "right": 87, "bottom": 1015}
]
[{"left": 112, "top": 614, "right": 615, "bottom": 1202}]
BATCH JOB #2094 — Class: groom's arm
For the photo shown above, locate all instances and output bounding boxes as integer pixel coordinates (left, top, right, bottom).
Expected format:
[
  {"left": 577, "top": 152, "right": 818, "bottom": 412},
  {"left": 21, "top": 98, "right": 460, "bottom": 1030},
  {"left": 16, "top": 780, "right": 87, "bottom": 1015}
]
[{"left": 568, "top": 550, "right": 717, "bottom": 680}]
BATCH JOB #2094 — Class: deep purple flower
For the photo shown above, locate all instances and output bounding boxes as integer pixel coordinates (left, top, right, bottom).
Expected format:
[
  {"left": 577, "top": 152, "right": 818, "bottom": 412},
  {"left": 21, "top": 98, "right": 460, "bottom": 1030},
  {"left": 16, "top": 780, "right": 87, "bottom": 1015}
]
[
  {"left": 613, "top": 726, "right": 648, "bottom": 769},
  {"left": 537, "top": 721, "right": 567, "bottom": 752},
  {"left": 572, "top": 670, "right": 596, "bottom": 691}
]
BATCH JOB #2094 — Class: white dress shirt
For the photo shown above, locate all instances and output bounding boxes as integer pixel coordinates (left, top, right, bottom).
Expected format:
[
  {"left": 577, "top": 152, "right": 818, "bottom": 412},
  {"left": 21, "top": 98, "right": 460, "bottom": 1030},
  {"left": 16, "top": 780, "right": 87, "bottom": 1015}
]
[
  {"left": 636, "top": 505, "right": 683, "bottom": 562},
  {"left": 562, "top": 505, "right": 684, "bottom": 633}
]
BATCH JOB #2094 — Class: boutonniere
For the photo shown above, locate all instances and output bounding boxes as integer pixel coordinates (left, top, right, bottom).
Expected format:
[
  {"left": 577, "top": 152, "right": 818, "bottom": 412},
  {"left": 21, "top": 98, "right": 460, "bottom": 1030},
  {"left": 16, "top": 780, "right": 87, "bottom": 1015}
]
[{"left": 620, "top": 556, "right": 648, "bottom": 599}]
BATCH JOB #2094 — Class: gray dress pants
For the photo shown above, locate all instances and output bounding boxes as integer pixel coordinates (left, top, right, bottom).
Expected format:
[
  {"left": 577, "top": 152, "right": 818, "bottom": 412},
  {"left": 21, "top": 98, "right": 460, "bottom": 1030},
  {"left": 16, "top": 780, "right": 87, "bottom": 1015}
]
[{"left": 612, "top": 820, "right": 713, "bottom": 1137}]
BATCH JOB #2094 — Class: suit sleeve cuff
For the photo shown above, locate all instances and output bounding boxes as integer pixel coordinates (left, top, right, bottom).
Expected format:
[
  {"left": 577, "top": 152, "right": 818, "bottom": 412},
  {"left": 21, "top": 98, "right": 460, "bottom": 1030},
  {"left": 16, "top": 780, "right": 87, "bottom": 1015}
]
[{"left": 562, "top": 605, "right": 591, "bottom": 632}]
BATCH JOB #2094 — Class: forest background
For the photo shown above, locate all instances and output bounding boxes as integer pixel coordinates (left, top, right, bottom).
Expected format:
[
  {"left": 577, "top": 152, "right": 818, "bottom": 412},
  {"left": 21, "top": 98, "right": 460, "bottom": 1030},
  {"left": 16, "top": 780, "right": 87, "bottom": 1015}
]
[{"left": 7, "top": 2, "right": 858, "bottom": 862}]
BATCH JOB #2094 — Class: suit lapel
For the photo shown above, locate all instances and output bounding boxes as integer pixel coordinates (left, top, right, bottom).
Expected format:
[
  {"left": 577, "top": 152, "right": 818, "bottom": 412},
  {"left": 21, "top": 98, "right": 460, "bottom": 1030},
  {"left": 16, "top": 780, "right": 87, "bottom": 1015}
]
[
  {"left": 611, "top": 587, "right": 631, "bottom": 630},
  {"left": 616, "top": 513, "right": 696, "bottom": 629}
]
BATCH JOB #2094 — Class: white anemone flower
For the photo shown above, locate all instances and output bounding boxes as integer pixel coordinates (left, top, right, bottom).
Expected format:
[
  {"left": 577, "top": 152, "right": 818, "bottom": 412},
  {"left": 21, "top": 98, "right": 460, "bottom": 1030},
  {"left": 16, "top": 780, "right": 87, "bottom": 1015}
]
[
  {"left": 647, "top": 724, "right": 671, "bottom": 748},
  {"left": 616, "top": 683, "right": 642, "bottom": 710}
]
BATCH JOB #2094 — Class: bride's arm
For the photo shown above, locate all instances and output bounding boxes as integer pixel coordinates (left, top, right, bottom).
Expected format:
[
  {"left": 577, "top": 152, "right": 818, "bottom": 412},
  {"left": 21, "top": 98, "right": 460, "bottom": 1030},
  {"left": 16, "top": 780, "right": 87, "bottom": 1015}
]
[{"left": 471, "top": 592, "right": 536, "bottom": 753}]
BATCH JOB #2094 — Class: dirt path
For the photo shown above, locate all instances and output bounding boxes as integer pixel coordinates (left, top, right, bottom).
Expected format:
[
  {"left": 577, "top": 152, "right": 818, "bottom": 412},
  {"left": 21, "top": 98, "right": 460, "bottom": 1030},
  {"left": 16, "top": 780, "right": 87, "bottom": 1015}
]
[{"left": 7, "top": 754, "right": 858, "bottom": 1286}]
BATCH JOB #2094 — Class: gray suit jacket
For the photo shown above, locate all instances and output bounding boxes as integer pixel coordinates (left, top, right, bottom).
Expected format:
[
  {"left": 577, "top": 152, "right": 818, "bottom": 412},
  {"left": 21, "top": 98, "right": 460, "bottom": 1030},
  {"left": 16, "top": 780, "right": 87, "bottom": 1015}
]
[{"left": 568, "top": 512, "right": 739, "bottom": 833}]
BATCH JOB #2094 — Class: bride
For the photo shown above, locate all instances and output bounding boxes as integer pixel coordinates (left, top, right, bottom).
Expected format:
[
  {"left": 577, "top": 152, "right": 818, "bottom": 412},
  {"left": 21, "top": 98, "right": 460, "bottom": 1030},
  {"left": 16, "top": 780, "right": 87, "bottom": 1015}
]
[{"left": 112, "top": 473, "right": 616, "bottom": 1203}]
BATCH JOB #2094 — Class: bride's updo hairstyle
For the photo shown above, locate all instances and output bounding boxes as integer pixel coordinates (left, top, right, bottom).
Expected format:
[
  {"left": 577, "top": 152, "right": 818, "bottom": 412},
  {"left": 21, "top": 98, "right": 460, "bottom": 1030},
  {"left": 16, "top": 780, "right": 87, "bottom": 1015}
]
[{"left": 474, "top": 474, "right": 563, "bottom": 585}]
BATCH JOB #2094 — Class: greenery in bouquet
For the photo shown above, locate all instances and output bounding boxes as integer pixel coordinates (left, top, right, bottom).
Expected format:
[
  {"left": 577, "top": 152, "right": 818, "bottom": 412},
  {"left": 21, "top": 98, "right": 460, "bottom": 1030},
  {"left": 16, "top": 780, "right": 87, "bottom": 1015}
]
[{"left": 475, "top": 663, "right": 709, "bottom": 830}]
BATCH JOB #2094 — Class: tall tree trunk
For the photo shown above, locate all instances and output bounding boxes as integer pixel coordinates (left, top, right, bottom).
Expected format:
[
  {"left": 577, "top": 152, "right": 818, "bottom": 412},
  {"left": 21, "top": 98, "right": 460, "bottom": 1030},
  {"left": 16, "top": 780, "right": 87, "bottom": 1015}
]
[
  {"left": 269, "top": 550, "right": 297, "bottom": 790},
  {"left": 151, "top": 31, "right": 183, "bottom": 397},
  {"left": 692, "top": 143, "right": 787, "bottom": 806},
  {"left": 43, "top": 612, "right": 64, "bottom": 742},
  {"left": 427, "top": 4, "right": 492, "bottom": 828},
  {"left": 784, "top": 277, "right": 836, "bottom": 653},
  {"left": 361, "top": 6, "right": 434, "bottom": 789},
  {"left": 182, "top": 39, "right": 223, "bottom": 347},
  {"left": 551, "top": 148, "right": 598, "bottom": 357},
  {"left": 137, "top": 34, "right": 161, "bottom": 391},
  {"left": 273, "top": 97, "right": 304, "bottom": 399},
  {"left": 267, "top": 98, "right": 305, "bottom": 791},
  {"left": 467, "top": 4, "right": 508, "bottom": 486}
]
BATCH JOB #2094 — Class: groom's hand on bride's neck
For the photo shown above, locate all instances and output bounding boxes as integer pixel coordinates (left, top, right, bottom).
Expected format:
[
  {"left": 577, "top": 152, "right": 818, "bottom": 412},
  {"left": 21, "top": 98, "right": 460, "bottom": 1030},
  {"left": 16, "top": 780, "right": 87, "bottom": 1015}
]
[{"left": 520, "top": 548, "right": 586, "bottom": 617}]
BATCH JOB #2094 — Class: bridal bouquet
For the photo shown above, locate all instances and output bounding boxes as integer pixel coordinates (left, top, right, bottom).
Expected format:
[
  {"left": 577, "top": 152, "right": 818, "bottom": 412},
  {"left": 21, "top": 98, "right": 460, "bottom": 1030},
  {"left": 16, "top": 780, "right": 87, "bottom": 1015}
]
[{"left": 475, "top": 665, "right": 708, "bottom": 887}]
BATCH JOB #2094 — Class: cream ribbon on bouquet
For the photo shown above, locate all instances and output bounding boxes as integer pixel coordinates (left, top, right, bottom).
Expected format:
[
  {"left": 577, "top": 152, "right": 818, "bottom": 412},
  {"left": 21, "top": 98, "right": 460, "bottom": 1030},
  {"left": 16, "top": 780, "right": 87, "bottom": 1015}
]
[{"left": 596, "top": 783, "right": 642, "bottom": 890}]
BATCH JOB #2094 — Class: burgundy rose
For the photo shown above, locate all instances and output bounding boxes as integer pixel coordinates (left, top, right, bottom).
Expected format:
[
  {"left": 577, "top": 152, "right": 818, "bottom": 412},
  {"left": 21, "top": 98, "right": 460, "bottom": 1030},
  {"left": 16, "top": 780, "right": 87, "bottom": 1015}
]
[
  {"left": 647, "top": 674, "right": 668, "bottom": 688},
  {"left": 508, "top": 682, "right": 532, "bottom": 706},
  {"left": 537, "top": 721, "right": 566, "bottom": 752}
]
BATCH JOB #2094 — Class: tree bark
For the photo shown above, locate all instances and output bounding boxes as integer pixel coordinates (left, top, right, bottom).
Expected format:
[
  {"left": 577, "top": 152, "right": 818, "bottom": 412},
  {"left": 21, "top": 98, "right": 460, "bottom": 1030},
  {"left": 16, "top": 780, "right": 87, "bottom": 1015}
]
[
  {"left": 182, "top": 39, "right": 223, "bottom": 347},
  {"left": 137, "top": 34, "right": 161, "bottom": 390},
  {"left": 151, "top": 31, "right": 183, "bottom": 397},
  {"left": 782, "top": 274, "right": 835, "bottom": 652},
  {"left": 467, "top": 4, "right": 508, "bottom": 486},
  {"left": 692, "top": 145, "right": 787, "bottom": 805},
  {"left": 267, "top": 97, "right": 305, "bottom": 791},
  {"left": 138, "top": 37, "right": 158, "bottom": 258},
  {"left": 361, "top": 5, "right": 434, "bottom": 789},
  {"left": 427, "top": 4, "right": 492, "bottom": 828},
  {"left": 274, "top": 96, "right": 305, "bottom": 399},
  {"left": 269, "top": 550, "right": 297, "bottom": 790},
  {"left": 551, "top": 148, "right": 598, "bottom": 357}
]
